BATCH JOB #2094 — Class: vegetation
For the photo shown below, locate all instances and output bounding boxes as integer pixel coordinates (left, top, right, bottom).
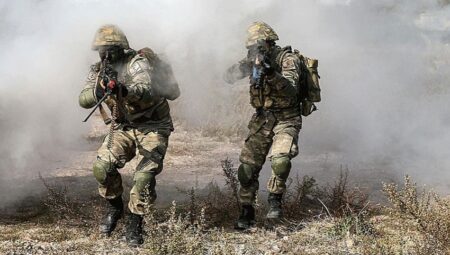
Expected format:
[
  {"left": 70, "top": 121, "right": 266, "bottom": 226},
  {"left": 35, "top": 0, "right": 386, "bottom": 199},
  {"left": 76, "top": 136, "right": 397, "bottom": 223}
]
[{"left": 1, "top": 162, "right": 449, "bottom": 254}]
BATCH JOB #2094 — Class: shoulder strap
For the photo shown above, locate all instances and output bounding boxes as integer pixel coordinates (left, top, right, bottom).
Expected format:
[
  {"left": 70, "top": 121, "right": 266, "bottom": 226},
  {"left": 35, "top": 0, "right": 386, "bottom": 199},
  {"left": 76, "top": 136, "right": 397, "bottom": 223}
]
[
  {"left": 275, "top": 46, "right": 292, "bottom": 67},
  {"left": 123, "top": 48, "right": 137, "bottom": 61}
]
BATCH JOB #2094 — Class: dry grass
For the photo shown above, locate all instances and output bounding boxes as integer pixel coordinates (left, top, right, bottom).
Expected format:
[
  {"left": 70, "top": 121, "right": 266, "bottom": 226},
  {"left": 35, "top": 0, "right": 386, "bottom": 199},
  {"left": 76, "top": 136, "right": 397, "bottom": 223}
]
[
  {"left": 2, "top": 168, "right": 449, "bottom": 254},
  {"left": 382, "top": 175, "right": 450, "bottom": 254}
]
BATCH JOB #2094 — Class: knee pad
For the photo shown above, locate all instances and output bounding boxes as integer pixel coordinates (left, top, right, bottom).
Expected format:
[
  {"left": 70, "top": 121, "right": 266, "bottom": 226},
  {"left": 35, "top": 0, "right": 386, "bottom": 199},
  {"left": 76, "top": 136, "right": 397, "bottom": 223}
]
[
  {"left": 238, "top": 163, "right": 256, "bottom": 186},
  {"left": 133, "top": 172, "right": 155, "bottom": 192},
  {"left": 133, "top": 172, "right": 157, "bottom": 202},
  {"left": 271, "top": 156, "right": 291, "bottom": 180},
  {"left": 93, "top": 159, "right": 112, "bottom": 184}
]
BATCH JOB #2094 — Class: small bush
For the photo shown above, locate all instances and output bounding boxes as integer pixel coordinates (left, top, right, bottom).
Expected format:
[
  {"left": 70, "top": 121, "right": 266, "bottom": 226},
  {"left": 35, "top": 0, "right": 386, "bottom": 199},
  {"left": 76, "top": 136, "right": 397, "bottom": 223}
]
[
  {"left": 175, "top": 158, "right": 241, "bottom": 227},
  {"left": 39, "top": 173, "right": 80, "bottom": 220},
  {"left": 283, "top": 174, "right": 325, "bottom": 219},
  {"left": 383, "top": 175, "right": 450, "bottom": 253},
  {"left": 283, "top": 168, "right": 371, "bottom": 222},
  {"left": 221, "top": 158, "right": 241, "bottom": 210},
  {"left": 324, "top": 168, "right": 370, "bottom": 217},
  {"left": 39, "top": 173, "right": 102, "bottom": 225},
  {"left": 143, "top": 201, "right": 207, "bottom": 255}
]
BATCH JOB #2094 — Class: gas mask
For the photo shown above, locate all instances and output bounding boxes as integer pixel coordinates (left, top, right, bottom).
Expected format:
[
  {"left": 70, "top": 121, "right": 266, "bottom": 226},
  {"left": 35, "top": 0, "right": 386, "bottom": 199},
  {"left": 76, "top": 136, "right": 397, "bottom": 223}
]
[
  {"left": 246, "top": 40, "right": 271, "bottom": 62},
  {"left": 98, "top": 46, "right": 124, "bottom": 63}
]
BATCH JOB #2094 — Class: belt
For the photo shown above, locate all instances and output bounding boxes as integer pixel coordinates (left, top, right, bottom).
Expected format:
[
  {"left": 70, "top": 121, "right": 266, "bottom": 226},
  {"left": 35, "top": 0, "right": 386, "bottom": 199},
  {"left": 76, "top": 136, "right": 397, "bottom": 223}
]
[{"left": 256, "top": 107, "right": 300, "bottom": 120}]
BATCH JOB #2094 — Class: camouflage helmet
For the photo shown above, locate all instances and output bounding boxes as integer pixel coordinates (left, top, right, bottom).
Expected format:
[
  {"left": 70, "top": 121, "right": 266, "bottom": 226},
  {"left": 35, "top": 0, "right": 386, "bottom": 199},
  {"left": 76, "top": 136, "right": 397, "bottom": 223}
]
[
  {"left": 91, "top": 24, "right": 129, "bottom": 50},
  {"left": 246, "top": 21, "right": 279, "bottom": 48}
]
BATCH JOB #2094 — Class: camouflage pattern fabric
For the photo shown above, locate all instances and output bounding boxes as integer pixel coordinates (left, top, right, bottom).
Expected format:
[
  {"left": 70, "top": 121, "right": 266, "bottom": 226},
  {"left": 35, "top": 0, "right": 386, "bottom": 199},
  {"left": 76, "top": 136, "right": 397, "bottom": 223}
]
[
  {"left": 224, "top": 46, "right": 301, "bottom": 113},
  {"left": 245, "top": 21, "right": 279, "bottom": 48},
  {"left": 80, "top": 46, "right": 175, "bottom": 215},
  {"left": 96, "top": 129, "right": 168, "bottom": 215},
  {"left": 79, "top": 51, "right": 174, "bottom": 132},
  {"left": 224, "top": 40, "right": 303, "bottom": 205},
  {"left": 91, "top": 24, "right": 129, "bottom": 50},
  {"left": 238, "top": 113, "right": 301, "bottom": 204}
]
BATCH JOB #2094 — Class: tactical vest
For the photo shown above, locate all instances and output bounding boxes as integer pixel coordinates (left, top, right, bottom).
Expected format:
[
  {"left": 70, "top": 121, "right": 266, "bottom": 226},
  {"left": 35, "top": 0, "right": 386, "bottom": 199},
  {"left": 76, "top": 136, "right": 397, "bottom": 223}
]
[
  {"left": 248, "top": 46, "right": 300, "bottom": 118},
  {"left": 100, "top": 50, "right": 172, "bottom": 125}
]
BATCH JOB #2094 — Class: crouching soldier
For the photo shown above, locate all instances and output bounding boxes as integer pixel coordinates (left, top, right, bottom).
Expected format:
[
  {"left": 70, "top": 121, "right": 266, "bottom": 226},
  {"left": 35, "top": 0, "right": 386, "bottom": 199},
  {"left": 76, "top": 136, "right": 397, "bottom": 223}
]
[{"left": 79, "top": 24, "right": 180, "bottom": 245}]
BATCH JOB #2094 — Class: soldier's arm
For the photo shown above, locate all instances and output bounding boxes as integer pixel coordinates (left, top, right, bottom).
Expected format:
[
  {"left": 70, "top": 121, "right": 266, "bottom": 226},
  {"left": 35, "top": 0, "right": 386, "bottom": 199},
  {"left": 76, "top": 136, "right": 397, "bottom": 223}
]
[
  {"left": 266, "top": 53, "right": 300, "bottom": 94},
  {"left": 125, "top": 56, "right": 156, "bottom": 103},
  {"left": 79, "top": 64, "right": 100, "bottom": 109},
  {"left": 223, "top": 58, "right": 252, "bottom": 84}
]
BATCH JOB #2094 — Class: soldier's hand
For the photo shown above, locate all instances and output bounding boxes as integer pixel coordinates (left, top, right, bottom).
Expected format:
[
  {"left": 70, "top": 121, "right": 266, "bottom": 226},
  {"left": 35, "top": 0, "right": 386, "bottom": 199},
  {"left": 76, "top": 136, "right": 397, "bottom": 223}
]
[
  {"left": 106, "top": 79, "right": 117, "bottom": 91},
  {"left": 264, "top": 64, "right": 274, "bottom": 77},
  {"left": 95, "top": 82, "right": 106, "bottom": 99},
  {"left": 96, "top": 79, "right": 114, "bottom": 99},
  {"left": 256, "top": 55, "right": 274, "bottom": 76},
  {"left": 98, "top": 79, "right": 127, "bottom": 97}
]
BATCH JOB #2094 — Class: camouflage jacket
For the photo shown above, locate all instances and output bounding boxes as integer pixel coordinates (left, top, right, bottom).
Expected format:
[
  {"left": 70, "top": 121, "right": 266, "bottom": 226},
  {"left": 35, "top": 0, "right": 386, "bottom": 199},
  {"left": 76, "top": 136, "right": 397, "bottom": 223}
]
[
  {"left": 224, "top": 46, "right": 301, "bottom": 119},
  {"left": 79, "top": 50, "right": 173, "bottom": 133}
]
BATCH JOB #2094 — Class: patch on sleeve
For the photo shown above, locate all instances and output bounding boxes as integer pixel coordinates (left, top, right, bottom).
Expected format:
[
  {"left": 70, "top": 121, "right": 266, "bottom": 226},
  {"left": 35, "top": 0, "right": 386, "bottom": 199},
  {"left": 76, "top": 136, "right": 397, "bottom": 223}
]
[
  {"left": 129, "top": 57, "right": 152, "bottom": 76},
  {"left": 282, "top": 56, "right": 296, "bottom": 70},
  {"left": 129, "top": 62, "right": 143, "bottom": 76}
]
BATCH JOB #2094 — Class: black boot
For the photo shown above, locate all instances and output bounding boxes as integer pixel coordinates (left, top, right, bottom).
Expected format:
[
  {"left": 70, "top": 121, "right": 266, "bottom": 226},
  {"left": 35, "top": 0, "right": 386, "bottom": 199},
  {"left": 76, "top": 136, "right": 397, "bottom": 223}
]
[
  {"left": 266, "top": 193, "right": 283, "bottom": 219},
  {"left": 126, "top": 213, "right": 144, "bottom": 247},
  {"left": 235, "top": 204, "right": 255, "bottom": 230},
  {"left": 99, "top": 196, "right": 123, "bottom": 236}
]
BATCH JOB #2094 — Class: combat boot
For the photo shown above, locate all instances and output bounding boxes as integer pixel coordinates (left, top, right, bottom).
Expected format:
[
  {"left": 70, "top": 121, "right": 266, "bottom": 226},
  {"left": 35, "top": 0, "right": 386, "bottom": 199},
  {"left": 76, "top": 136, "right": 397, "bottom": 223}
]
[
  {"left": 235, "top": 204, "right": 255, "bottom": 230},
  {"left": 99, "top": 196, "right": 123, "bottom": 236},
  {"left": 126, "top": 213, "right": 144, "bottom": 247},
  {"left": 266, "top": 193, "right": 283, "bottom": 219}
]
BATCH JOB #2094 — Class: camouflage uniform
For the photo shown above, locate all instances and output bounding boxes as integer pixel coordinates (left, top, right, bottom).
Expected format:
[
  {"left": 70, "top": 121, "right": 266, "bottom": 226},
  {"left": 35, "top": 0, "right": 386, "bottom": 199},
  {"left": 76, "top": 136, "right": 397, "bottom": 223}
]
[
  {"left": 224, "top": 22, "right": 302, "bottom": 207},
  {"left": 79, "top": 26, "right": 174, "bottom": 216}
]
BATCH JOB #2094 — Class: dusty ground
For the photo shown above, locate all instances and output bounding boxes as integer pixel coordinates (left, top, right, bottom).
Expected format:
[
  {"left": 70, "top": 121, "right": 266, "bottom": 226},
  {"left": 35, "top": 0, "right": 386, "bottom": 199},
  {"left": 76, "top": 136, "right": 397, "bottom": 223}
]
[{"left": 1, "top": 115, "right": 438, "bottom": 255}]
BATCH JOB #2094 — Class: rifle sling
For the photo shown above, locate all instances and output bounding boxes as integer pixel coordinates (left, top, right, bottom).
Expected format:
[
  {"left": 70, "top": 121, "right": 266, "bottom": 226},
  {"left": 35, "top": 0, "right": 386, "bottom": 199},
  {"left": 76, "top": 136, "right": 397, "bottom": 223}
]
[{"left": 98, "top": 104, "right": 111, "bottom": 125}]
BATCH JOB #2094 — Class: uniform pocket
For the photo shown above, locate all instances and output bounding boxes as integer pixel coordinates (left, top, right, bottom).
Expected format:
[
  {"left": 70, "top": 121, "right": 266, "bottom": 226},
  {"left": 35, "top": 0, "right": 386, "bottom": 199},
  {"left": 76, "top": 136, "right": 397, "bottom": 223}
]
[{"left": 271, "top": 133, "right": 294, "bottom": 156}]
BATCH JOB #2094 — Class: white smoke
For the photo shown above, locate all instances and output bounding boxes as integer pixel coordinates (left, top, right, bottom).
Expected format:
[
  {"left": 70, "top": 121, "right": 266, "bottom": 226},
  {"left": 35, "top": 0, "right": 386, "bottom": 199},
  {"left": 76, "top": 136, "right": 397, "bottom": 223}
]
[{"left": 0, "top": 0, "right": 449, "bottom": 205}]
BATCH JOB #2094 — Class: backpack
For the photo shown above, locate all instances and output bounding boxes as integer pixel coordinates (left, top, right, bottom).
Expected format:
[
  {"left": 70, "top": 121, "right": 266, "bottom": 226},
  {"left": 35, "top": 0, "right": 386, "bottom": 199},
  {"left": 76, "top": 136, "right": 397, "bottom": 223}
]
[
  {"left": 137, "top": 47, "right": 180, "bottom": 100},
  {"left": 277, "top": 46, "right": 321, "bottom": 116}
]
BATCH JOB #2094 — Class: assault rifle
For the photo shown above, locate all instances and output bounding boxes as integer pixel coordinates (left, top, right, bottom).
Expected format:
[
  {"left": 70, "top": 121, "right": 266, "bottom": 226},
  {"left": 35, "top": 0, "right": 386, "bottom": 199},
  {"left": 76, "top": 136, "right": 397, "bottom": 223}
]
[
  {"left": 250, "top": 40, "right": 272, "bottom": 89},
  {"left": 82, "top": 53, "right": 118, "bottom": 123}
]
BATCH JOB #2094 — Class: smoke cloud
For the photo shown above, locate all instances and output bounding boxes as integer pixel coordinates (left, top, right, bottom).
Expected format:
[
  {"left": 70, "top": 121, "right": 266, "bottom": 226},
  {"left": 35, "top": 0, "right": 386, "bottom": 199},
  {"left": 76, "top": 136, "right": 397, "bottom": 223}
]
[{"left": 0, "top": 0, "right": 449, "bottom": 205}]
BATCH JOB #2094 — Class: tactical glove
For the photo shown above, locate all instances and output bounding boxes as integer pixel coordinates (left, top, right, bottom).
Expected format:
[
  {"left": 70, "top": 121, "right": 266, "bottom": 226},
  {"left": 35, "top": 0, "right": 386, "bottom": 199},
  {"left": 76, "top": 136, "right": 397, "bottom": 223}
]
[
  {"left": 251, "top": 54, "right": 274, "bottom": 88},
  {"left": 95, "top": 79, "right": 128, "bottom": 100},
  {"left": 106, "top": 80, "right": 128, "bottom": 97}
]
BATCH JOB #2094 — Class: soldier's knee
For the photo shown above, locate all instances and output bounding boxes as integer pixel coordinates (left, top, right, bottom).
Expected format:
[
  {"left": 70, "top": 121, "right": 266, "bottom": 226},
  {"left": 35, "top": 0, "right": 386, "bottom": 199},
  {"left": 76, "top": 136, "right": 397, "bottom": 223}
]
[
  {"left": 93, "top": 158, "right": 113, "bottom": 184},
  {"left": 238, "top": 163, "right": 257, "bottom": 186},
  {"left": 271, "top": 156, "right": 291, "bottom": 179},
  {"left": 132, "top": 172, "right": 157, "bottom": 206}
]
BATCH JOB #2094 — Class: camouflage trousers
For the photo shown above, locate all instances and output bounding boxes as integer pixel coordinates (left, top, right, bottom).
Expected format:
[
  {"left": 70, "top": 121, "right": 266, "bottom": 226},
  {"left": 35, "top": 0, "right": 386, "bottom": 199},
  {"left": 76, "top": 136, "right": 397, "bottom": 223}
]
[
  {"left": 239, "top": 112, "right": 301, "bottom": 205},
  {"left": 93, "top": 128, "right": 169, "bottom": 215}
]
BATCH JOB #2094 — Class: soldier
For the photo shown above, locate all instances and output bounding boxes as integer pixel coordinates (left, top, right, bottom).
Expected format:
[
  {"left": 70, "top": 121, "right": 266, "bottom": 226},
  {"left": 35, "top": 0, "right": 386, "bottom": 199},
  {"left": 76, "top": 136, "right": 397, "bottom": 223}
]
[
  {"left": 79, "top": 24, "right": 179, "bottom": 246},
  {"left": 224, "top": 22, "right": 304, "bottom": 229}
]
